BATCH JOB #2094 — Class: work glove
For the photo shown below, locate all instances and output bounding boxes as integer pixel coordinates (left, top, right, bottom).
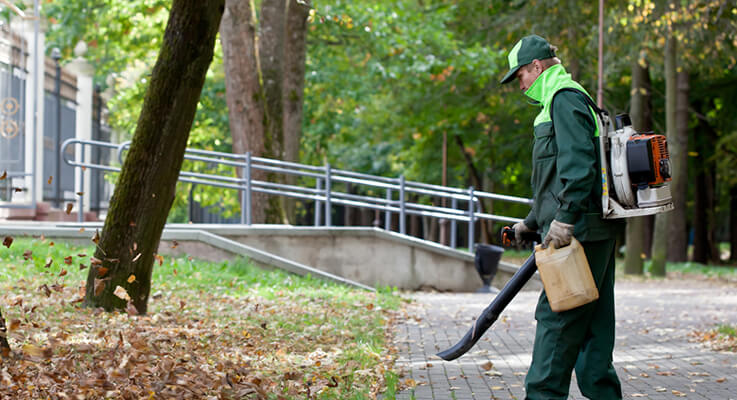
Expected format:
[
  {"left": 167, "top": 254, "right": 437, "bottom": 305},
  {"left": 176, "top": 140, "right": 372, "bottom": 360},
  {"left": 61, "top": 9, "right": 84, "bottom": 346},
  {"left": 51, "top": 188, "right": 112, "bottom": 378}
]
[
  {"left": 543, "top": 220, "right": 574, "bottom": 249},
  {"left": 512, "top": 221, "right": 533, "bottom": 244}
]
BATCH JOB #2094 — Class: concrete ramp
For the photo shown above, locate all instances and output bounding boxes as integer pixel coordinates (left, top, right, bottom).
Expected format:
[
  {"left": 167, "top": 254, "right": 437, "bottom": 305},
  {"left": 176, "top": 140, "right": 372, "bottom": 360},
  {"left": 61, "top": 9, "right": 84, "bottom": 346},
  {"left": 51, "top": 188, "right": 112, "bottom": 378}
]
[{"left": 0, "top": 223, "right": 373, "bottom": 291}]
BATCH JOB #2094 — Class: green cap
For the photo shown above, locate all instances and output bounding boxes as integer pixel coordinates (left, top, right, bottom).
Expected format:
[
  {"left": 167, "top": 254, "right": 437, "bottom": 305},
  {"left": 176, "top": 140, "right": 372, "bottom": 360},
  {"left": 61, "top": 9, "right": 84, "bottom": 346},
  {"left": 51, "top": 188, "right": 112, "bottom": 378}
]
[{"left": 500, "top": 35, "right": 556, "bottom": 84}]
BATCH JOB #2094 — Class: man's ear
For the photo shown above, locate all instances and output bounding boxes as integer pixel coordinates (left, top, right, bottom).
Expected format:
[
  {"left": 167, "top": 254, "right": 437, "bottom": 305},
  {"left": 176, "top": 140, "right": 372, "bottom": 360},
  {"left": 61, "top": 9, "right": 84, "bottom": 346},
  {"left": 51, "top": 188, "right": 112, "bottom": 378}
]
[{"left": 532, "top": 59, "right": 543, "bottom": 72}]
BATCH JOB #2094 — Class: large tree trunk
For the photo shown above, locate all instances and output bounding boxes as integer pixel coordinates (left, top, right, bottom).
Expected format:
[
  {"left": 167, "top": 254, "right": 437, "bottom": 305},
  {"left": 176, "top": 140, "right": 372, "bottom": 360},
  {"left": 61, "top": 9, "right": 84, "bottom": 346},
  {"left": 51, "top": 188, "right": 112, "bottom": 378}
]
[
  {"left": 692, "top": 109, "right": 718, "bottom": 264},
  {"left": 84, "top": 0, "right": 224, "bottom": 313},
  {"left": 283, "top": 0, "right": 311, "bottom": 224},
  {"left": 0, "top": 309, "right": 9, "bottom": 356},
  {"left": 221, "top": 0, "right": 268, "bottom": 223},
  {"left": 651, "top": 34, "right": 678, "bottom": 277},
  {"left": 731, "top": 186, "right": 737, "bottom": 263},
  {"left": 667, "top": 70, "right": 689, "bottom": 262},
  {"left": 259, "top": 0, "right": 288, "bottom": 223},
  {"left": 624, "top": 52, "right": 653, "bottom": 275}
]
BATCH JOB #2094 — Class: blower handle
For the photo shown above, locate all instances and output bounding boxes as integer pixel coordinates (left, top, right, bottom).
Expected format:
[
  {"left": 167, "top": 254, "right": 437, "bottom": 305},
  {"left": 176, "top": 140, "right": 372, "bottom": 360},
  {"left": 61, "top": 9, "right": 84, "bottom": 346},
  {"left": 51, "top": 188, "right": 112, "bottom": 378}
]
[{"left": 501, "top": 226, "right": 542, "bottom": 247}]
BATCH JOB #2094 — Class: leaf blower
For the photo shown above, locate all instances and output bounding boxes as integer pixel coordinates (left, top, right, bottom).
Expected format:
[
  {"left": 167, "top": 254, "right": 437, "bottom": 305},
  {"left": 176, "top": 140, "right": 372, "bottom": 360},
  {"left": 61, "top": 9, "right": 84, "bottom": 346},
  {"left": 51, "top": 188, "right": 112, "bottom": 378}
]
[{"left": 436, "top": 227, "right": 540, "bottom": 361}]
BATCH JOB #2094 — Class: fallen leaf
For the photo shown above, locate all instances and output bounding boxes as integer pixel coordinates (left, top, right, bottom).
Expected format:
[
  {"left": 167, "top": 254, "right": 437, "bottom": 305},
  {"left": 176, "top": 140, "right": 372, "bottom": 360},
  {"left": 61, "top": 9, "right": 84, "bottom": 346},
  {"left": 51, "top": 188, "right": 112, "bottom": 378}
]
[
  {"left": 90, "top": 256, "right": 102, "bottom": 265},
  {"left": 113, "top": 285, "right": 130, "bottom": 301},
  {"left": 93, "top": 278, "right": 107, "bottom": 296},
  {"left": 0, "top": 170, "right": 6, "bottom": 180},
  {"left": 2, "top": 236, "right": 12, "bottom": 248},
  {"left": 23, "top": 249, "right": 32, "bottom": 260},
  {"left": 171, "top": 240, "right": 179, "bottom": 249},
  {"left": 64, "top": 256, "right": 73, "bottom": 265},
  {"left": 76, "top": 191, "right": 84, "bottom": 196},
  {"left": 39, "top": 284, "right": 51, "bottom": 297},
  {"left": 481, "top": 361, "right": 494, "bottom": 371},
  {"left": 716, "top": 377, "right": 726, "bottom": 383},
  {"left": 9, "top": 319, "right": 20, "bottom": 330},
  {"left": 127, "top": 275, "right": 136, "bottom": 283},
  {"left": 96, "top": 266, "right": 109, "bottom": 278},
  {"left": 631, "top": 394, "right": 647, "bottom": 397},
  {"left": 132, "top": 253, "right": 141, "bottom": 262},
  {"left": 58, "top": 269, "right": 67, "bottom": 277},
  {"left": 47, "top": 176, "right": 52, "bottom": 184},
  {"left": 65, "top": 203, "right": 73, "bottom": 215},
  {"left": 125, "top": 301, "right": 138, "bottom": 316},
  {"left": 79, "top": 263, "right": 87, "bottom": 270},
  {"left": 22, "top": 344, "right": 51, "bottom": 358},
  {"left": 44, "top": 258, "right": 53, "bottom": 268},
  {"left": 672, "top": 390, "right": 686, "bottom": 397},
  {"left": 91, "top": 229, "right": 100, "bottom": 244}
]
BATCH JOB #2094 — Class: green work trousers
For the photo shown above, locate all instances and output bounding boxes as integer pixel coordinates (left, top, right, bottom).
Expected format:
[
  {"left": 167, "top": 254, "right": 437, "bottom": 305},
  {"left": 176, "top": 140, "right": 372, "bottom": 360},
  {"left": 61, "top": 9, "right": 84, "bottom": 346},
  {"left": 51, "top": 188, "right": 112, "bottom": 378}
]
[{"left": 524, "top": 239, "right": 622, "bottom": 400}]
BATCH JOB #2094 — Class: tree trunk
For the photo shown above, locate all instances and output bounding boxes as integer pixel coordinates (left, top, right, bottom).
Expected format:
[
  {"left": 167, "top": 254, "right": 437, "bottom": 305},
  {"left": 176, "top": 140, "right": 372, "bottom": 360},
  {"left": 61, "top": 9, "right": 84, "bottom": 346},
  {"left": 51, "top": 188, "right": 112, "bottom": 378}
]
[
  {"left": 84, "top": 0, "right": 224, "bottom": 313},
  {"left": 624, "top": 52, "right": 653, "bottom": 275},
  {"left": 453, "top": 133, "right": 491, "bottom": 244},
  {"left": 221, "top": 0, "right": 268, "bottom": 223},
  {"left": 0, "top": 308, "right": 9, "bottom": 357},
  {"left": 667, "top": 70, "right": 689, "bottom": 262},
  {"left": 259, "top": 0, "right": 288, "bottom": 223},
  {"left": 283, "top": 0, "right": 311, "bottom": 224},
  {"left": 731, "top": 186, "right": 737, "bottom": 263},
  {"left": 651, "top": 34, "right": 677, "bottom": 277},
  {"left": 693, "top": 166, "right": 709, "bottom": 263},
  {"left": 692, "top": 111, "right": 718, "bottom": 264}
]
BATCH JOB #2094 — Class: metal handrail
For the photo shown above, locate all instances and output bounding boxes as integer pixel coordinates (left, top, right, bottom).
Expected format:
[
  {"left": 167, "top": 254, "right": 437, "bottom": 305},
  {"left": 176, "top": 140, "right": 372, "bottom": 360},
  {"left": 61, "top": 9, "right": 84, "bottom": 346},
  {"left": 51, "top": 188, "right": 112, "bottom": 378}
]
[{"left": 61, "top": 138, "right": 533, "bottom": 252}]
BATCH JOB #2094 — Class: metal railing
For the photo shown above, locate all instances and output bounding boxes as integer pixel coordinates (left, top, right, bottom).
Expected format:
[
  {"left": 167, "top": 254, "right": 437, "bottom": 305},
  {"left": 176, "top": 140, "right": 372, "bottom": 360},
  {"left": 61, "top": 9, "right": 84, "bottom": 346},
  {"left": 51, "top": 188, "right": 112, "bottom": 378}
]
[{"left": 61, "top": 138, "right": 532, "bottom": 252}]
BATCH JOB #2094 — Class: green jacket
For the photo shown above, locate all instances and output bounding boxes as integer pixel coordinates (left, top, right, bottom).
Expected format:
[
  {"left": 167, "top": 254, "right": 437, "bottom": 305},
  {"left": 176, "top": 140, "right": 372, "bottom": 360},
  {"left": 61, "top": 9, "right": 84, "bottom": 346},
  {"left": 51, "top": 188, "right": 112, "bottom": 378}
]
[{"left": 522, "top": 64, "right": 623, "bottom": 241}]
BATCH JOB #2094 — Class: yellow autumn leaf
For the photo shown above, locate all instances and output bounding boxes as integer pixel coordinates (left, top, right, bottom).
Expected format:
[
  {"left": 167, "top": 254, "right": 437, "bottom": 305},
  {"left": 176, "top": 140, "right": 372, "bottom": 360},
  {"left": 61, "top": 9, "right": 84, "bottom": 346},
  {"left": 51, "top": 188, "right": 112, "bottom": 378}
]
[{"left": 127, "top": 274, "right": 136, "bottom": 283}]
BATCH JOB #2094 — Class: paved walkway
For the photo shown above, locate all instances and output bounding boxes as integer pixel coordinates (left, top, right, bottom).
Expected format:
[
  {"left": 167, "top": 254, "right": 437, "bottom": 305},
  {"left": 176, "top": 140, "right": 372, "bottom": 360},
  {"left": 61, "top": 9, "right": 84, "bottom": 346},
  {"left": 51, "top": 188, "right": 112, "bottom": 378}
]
[{"left": 392, "top": 279, "right": 737, "bottom": 399}]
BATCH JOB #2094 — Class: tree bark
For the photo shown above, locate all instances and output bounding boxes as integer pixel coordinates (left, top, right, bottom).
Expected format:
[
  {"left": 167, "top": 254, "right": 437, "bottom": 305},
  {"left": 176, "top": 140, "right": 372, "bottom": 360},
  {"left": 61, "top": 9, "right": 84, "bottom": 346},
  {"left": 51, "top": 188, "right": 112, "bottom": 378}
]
[
  {"left": 624, "top": 52, "right": 653, "bottom": 275},
  {"left": 84, "top": 0, "right": 224, "bottom": 313},
  {"left": 667, "top": 70, "right": 689, "bottom": 262},
  {"left": 259, "top": 0, "right": 288, "bottom": 223},
  {"left": 453, "top": 134, "right": 491, "bottom": 244},
  {"left": 283, "top": 0, "right": 311, "bottom": 224},
  {"left": 651, "top": 33, "right": 677, "bottom": 277},
  {"left": 0, "top": 308, "right": 9, "bottom": 357},
  {"left": 221, "top": 0, "right": 268, "bottom": 223},
  {"left": 692, "top": 110, "right": 718, "bottom": 264},
  {"left": 731, "top": 186, "right": 737, "bottom": 263}
]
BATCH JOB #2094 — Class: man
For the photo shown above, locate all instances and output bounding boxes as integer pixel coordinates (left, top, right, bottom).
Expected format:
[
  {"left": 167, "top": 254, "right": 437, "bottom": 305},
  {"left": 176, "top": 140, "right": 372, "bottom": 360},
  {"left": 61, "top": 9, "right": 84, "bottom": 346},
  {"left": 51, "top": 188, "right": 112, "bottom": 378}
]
[{"left": 501, "top": 34, "right": 624, "bottom": 399}]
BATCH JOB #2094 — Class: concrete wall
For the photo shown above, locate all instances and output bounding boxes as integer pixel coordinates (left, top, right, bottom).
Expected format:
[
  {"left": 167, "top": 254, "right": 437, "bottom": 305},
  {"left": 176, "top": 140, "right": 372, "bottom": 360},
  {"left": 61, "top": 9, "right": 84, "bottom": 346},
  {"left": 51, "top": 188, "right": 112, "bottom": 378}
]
[
  {"left": 1, "top": 222, "right": 542, "bottom": 292},
  {"left": 164, "top": 225, "right": 542, "bottom": 292}
]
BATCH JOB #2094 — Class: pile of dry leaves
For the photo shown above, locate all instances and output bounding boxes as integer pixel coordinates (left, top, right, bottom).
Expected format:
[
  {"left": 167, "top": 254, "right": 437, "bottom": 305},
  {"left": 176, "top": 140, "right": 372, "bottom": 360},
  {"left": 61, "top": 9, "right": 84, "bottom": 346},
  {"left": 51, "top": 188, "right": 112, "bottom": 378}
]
[{"left": 0, "top": 243, "right": 400, "bottom": 399}]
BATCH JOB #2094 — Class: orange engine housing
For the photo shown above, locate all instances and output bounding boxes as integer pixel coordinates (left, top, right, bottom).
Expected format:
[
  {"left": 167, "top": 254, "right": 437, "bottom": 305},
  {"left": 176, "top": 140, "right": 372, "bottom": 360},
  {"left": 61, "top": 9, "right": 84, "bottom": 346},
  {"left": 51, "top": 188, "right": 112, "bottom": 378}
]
[{"left": 626, "top": 134, "right": 672, "bottom": 187}]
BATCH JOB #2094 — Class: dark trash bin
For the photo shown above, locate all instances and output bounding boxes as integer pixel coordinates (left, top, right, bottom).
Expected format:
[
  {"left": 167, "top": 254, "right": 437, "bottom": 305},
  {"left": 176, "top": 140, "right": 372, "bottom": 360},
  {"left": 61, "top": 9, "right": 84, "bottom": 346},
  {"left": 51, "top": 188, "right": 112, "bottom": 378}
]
[{"left": 475, "top": 244, "right": 504, "bottom": 293}]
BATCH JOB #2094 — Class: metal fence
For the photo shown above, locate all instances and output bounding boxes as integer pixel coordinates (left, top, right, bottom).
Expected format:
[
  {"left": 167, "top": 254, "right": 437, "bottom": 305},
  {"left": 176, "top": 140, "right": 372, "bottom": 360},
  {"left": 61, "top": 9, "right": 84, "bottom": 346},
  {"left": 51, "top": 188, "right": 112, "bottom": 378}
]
[{"left": 61, "top": 138, "right": 532, "bottom": 252}]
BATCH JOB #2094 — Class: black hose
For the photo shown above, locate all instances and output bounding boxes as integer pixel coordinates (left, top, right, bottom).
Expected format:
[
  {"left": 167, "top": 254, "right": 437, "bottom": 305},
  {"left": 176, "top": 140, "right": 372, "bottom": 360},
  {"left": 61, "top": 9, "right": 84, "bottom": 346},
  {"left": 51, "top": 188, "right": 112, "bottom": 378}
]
[{"left": 436, "top": 253, "right": 537, "bottom": 361}]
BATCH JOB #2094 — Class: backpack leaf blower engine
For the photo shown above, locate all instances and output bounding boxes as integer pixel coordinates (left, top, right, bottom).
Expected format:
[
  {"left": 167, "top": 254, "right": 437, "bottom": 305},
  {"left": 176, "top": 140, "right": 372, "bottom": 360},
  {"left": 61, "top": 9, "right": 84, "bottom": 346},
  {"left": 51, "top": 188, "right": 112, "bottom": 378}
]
[{"left": 599, "top": 113, "right": 674, "bottom": 218}]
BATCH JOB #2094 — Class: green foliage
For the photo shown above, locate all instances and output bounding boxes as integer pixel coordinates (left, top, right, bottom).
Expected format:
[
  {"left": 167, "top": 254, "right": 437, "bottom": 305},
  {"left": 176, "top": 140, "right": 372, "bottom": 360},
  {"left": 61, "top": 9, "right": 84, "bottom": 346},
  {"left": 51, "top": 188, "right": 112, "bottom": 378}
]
[
  {"left": 36, "top": 0, "right": 737, "bottom": 230},
  {"left": 42, "top": 1, "right": 238, "bottom": 221}
]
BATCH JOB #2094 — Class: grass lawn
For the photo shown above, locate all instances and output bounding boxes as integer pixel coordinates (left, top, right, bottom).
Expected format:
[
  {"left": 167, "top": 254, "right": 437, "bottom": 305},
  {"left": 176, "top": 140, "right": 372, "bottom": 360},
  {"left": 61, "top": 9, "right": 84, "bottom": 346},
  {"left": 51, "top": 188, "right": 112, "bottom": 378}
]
[{"left": 0, "top": 235, "right": 403, "bottom": 399}]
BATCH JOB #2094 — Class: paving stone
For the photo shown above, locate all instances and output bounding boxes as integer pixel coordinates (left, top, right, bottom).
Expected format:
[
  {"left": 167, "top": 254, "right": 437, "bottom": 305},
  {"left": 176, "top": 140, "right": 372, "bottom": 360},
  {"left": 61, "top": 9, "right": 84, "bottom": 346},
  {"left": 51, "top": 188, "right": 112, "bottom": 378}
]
[{"left": 393, "top": 280, "right": 737, "bottom": 399}]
